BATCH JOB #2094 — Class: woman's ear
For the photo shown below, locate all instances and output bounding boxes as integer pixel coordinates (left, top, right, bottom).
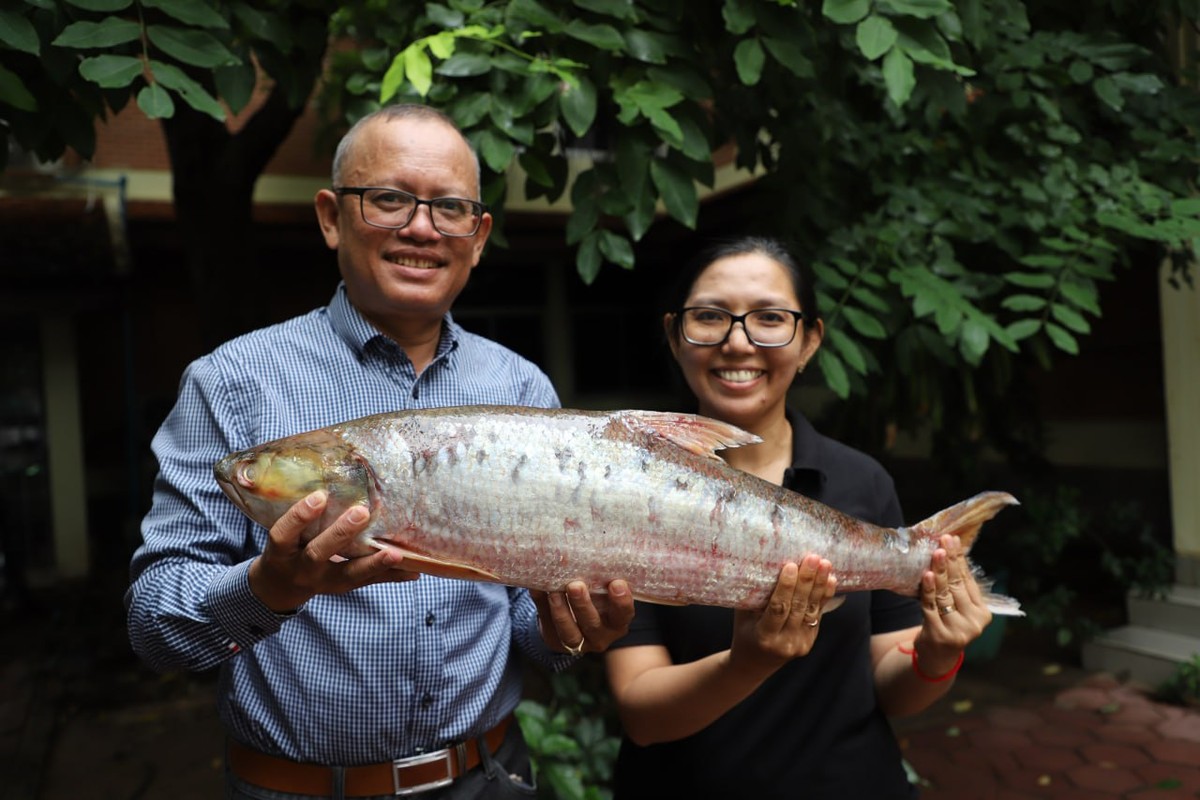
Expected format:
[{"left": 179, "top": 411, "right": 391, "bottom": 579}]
[
  {"left": 800, "top": 318, "right": 825, "bottom": 364},
  {"left": 663, "top": 313, "right": 680, "bottom": 360}
]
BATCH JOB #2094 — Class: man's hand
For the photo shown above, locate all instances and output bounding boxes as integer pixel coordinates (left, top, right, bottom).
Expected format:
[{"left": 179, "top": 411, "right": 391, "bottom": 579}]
[
  {"left": 532, "top": 579, "right": 635, "bottom": 656},
  {"left": 247, "top": 491, "right": 419, "bottom": 613}
]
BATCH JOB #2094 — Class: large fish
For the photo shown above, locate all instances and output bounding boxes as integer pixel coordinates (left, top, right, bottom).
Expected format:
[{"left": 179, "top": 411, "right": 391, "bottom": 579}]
[{"left": 214, "top": 406, "right": 1022, "bottom": 614}]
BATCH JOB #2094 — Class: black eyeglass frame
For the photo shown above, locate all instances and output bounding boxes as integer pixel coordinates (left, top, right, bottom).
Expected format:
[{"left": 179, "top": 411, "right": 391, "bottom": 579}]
[
  {"left": 333, "top": 186, "right": 488, "bottom": 237},
  {"left": 676, "top": 306, "right": 808, "bottom": 348}
]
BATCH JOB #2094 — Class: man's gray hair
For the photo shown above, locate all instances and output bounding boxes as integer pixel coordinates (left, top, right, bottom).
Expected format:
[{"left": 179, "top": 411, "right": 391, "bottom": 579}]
[{"left": 330, "top": 104, "right": 483, "bottom": 199}]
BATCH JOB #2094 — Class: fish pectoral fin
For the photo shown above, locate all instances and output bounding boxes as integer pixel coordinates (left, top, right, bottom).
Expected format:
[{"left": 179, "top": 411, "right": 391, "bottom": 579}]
[
  {"left": 617, "top": 410, "right": 762, "bottom": 460},
  {"left": 365, "top": 540, "right": 504, "bottom": 583}
]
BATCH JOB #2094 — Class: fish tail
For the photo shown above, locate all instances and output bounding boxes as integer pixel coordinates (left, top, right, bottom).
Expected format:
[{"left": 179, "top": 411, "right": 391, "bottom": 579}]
[{"left": 908, "top": 491, "right": 1024, "bottom": 617}]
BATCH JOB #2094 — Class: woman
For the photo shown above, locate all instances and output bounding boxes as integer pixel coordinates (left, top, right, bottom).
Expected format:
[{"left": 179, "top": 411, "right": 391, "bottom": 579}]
[{"left": 604, "top": 236, "right": 994, "bottom": 798}]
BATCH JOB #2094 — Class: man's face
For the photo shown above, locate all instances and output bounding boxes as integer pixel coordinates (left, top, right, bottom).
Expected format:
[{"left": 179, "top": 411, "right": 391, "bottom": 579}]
[{"left": 316, "top": 116, "right": 492, "bottom": 331}]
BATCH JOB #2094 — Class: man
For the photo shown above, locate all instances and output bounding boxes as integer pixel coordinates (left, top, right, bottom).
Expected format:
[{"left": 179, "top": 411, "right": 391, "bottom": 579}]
[{"left": 126, "top": 104, "right": 634, "bottom": 799}]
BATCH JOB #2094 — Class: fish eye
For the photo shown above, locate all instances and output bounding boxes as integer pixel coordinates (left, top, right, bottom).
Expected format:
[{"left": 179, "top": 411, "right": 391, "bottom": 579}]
[{"left": 238, "top": 462, "right": 257, "bottom": 486}]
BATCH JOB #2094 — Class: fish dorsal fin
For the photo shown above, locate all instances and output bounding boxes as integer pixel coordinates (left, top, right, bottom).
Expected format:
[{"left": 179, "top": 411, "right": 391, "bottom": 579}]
[{"left": 617, "top": 410, "right": 761, "bottom": 460}]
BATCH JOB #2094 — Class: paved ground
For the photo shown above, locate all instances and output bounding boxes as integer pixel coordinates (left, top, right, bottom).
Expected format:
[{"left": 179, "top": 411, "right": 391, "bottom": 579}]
[{"left": 3, "top": 576, "right": 1199, "bottom": 799}]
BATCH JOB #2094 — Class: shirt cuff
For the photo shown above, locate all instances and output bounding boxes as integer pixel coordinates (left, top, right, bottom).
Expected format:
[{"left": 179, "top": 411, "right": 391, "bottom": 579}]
[{"left": 207, "top": 560, "right": 297, "bottom": 650}]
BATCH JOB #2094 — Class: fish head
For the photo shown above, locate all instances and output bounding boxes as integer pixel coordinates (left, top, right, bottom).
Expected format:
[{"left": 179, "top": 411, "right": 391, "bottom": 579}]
[{"left": 213, "top": 432, "right": 374, "bottom": 542}]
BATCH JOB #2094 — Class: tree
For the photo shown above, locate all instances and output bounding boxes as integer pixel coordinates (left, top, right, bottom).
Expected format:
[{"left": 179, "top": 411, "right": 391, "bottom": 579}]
[
  {"left": 0, "top": 0, "right": 332, "bottom": 345},
  {"left": 2, "top": 0, "right": 1198, "bottom": 418},
  {"left": 318, "top": 0, "right": 1200, "bottom": 461}
]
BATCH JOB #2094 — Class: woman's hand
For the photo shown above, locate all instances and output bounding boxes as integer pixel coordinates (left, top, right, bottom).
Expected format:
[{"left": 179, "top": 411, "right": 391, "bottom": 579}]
[
  {"left": 911, "top": 533, "right": 993, "bottom": 677},
  {"left": 728, "top": 554, "right": 836, "bottom": 679}
]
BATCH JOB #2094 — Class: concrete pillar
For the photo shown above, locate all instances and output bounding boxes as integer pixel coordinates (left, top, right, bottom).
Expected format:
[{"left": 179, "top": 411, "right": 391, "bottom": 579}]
[
  {"left": 40, "top": 315, "right": 89, "bottom": 578},
  {"left": 1160, "top": 265, "right": 1200, "bottom": 586}
]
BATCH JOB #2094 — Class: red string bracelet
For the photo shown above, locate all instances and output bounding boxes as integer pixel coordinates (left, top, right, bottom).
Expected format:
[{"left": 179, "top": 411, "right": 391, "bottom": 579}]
[{"left": 897, "top": 645, "right": 964, "bottom": 683}]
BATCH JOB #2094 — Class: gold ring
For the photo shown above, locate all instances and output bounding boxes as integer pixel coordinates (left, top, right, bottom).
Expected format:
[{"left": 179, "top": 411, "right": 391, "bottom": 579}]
[
  {"left": 564, "top": 638, "right": 585, "bottom": 656},
  {"left": 938, "top": 605, "right": 955, "bottom": 616}
]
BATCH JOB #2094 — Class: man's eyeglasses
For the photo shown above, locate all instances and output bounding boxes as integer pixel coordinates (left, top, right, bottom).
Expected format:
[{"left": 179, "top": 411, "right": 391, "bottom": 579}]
[
  {"left": 677, "top": 306, "right": 807, "bottom": 348},
  {"left": 334, "top": 187, "right": 487, "bottom": 237}
]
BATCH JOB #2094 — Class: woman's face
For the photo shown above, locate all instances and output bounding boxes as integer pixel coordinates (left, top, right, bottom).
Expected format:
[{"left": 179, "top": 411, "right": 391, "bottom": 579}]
[{"left": 666, "top": 251, "right": 822, "bottom": 430}]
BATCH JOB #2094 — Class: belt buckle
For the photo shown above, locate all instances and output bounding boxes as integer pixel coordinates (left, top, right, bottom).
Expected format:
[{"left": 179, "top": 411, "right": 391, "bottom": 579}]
[{"left": 391, "top": 748, "right": 455, "bottom": 796}]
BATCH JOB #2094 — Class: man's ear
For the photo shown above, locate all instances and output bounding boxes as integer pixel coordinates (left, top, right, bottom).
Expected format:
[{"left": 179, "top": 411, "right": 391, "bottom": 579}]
[{"left": 314, "top": 189, "right": 341, "bottom": 250}]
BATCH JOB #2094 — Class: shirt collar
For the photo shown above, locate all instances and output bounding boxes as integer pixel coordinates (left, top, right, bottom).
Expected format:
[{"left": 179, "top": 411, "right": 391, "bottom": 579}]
[
  {"left": 783, "top": 407, "right": 827, "bottom": 492},
  {"left": 328, "top": 282, "right": 460, "bottom": 360}
]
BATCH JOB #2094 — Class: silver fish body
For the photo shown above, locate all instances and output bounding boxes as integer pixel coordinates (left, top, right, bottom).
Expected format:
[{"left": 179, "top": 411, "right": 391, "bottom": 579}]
[{"left": 214, "top": 406, "right": 1021, "bottom": 613}]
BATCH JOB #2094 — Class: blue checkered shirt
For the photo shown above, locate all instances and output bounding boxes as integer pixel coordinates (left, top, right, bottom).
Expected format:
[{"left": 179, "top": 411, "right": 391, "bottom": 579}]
[{"left": 126, "top": 284, "right": 570, "bottom": 765}]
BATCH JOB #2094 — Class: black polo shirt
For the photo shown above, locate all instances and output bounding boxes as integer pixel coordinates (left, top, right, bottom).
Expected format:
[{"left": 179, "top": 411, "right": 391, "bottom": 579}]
[{"left": 610, "top": 409, "right": 922, "bottom": 799}]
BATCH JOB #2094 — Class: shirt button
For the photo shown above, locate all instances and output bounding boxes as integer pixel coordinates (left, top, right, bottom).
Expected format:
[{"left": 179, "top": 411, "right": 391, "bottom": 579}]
[
  {"left": 425, "top": 611, "right": 435, "bottom": 626},
  {"left": 421, "top": 693, "right": 434, "bottom": 707}
]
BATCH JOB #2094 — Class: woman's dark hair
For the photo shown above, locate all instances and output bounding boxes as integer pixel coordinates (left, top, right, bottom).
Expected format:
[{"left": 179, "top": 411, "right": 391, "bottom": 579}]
[{"left": 664, "top": 236, "right": 819, "bottom": 343}]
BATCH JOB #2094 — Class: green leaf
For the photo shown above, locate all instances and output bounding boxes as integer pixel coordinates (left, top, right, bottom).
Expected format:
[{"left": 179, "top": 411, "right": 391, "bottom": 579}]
[
  {"left": 560, "top": 75, "right": 597, "bottom": 138},
  {"left": 577, "top": 230, "right": 603, "bottom": 284},
  {"left": 0, "top": 10, "right": 40, "bottom": 55},
  {"left": 1001, "top": 294, "right": 1047, "bottom": 312},
  {"left": 215, "top": 61, "right": 256, "bottom": 115},
  {"left": 822, "top": 0, "right": 870, "bottom": 25},
  {"left": 79, "top": 54, "right": 143, "bottom": 88},
  {"left": 623, "top": 29, "right": 669, "bottom": 64},
  {"left": 404, "top": 45, "right": 434, "bottom": 96},
  {"left": 882, "top": 47, "right": 915, "bottom": 107},
  {"left": 147, "top": 25, "right": 239, "bottom": 68},
  {"left": 879, "top": 0, "right": 953, "bottom": 19},
  {"left": 598, "top": 229, "right": 635, "bottom": 269},
  {"left": 650, "top": 158, "right": 698, "bottom": 229},
  {"left": 64, "top": 0, "right": 131, "bottom": 10},
  {"left": 856, "top": 15, "right": 897, "bottom": 61},
  {"left": 849, "top": 286, "right": 890, "bottom": 314},
  {"left": 507, "top": 0, "right": 564, "bottom": 32},
  {"left": 722, "top": 0, "right": 756, "bottom": 34},
  {"left": 149, "top": 59, "right": 225, "bottom": 120},
  {"left": 437, "top": 52, "right": 491, "bottom": 77},
  {"left": 566, "top": 194, "right": 600, "bottom": 246},
  {"left": 813, "top": 262, "right": 849, "bottom": 290},
  {"left": 564, "top": 20, "right": 625, "bottom": 51},
  {"left": 380, "top": 54, "right": 406, "bottom": 104},
  {"left": 1058, "top": 281, "right": 1101, "bottom": 316},
  {"left": 1051, "top": 303, "right": 1091, "bottom": 334},
  {"left": 1093, "top": 76, "right": 1123, "bottom": 111},
  {"left": 647, "top": 64, "right": 712, "bottom": 101},
  {"left": 142, "top": 0, "right": 228, "bottom": 29},
  {"left": 54, "top": 17, "right": 141, "bottom": 48},
  {"left": 476, "top": 128, "right": 515, "bottom": 172},
  {"left": 574, "top": 0, "right": 636, "bottom": 19},
  {"left": 137, "top": 82, "right": 175, "bottom": 118},
  {"left": 1006, "top": 319, "right": 1042, "bottom": 341},
  {"left": 623, "top": 182, "right": 657, "bottom": 242},
  {"left": 0, "top": 64, "right": 37, "bottom": 112},
  {"left": 826, "top": 327, "right": 869, "bottom": 374},
  {"left": 231, "top": 5, "right": 290, "bottom": 51},
  {"left": 817, "top": 349, "right": 851, "bottom": 398},
  {"left": 734, "top": 39, "right": 765, "bottom": 86},
  {"left": 841, "top": 306, "right": 888, "bottom": 339},
  {"left": 1004, "top": 271, "right": 1055, "bottom": 289},
  {"left": 763, "top": 36, "right": 814, "bottom": 78},
  {"left": 959, "top": 318, "right": 989, "bottom": 364},
  {"left": 1045, "top": 322, "right": 1079, "bottom": 355}
]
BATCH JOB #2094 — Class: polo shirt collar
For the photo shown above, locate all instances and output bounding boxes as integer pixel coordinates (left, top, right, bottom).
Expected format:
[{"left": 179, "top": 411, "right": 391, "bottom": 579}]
[{"left": 783, "top": 407, "right": 828, "bottom": 492}]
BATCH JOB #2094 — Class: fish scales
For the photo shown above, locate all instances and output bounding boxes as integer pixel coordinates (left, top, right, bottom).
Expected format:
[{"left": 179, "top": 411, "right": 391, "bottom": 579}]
[{"left": 214, "top": 406, "right": 1023, "bottom": 613}]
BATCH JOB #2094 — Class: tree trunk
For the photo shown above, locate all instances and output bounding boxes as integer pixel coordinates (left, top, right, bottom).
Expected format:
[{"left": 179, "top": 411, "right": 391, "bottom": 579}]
[{"left": 160, "top": 82, "right": 315, "bottom": 349}]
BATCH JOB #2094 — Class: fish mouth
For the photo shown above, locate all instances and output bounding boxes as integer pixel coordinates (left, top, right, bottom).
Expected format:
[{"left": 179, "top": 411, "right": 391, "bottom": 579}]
[{"left": 213, "top": 455, "right": 250, "bottom": 511}]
